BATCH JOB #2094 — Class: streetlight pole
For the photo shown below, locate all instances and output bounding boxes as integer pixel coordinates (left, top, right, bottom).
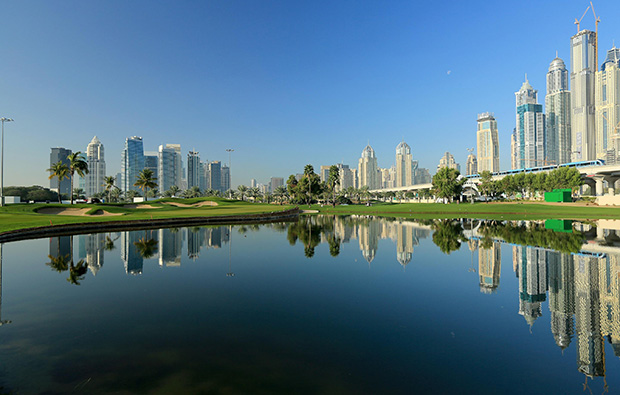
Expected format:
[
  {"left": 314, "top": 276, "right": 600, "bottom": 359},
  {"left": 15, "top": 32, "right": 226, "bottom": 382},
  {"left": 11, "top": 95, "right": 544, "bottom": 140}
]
[
  {"left": 0, "top": 118, "right": 14, "bottom": 207},
  {"left": 225, "top": 149, "right": 234, "bottom": 198}
]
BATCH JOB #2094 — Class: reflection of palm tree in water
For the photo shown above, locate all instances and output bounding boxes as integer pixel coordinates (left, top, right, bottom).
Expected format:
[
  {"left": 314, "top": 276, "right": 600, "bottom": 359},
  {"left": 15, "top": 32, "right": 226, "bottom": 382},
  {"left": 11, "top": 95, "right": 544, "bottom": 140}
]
[
  {"left": 133, "top": 230, "right": 158, "bottom": 259},
  {"left": 104, "top": 233, "right": 120, "bottom": 251},
  {"left": 45, "top": 235, "right": 89, "bottom": 285}
]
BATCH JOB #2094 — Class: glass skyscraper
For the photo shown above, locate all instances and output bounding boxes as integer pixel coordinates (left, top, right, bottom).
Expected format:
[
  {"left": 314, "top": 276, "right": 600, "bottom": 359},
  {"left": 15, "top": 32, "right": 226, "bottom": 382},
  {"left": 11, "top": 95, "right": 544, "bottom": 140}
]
[
  {"left": 121, "top": 136, "right": 144, "bottom": 192},
  {"left": 85, "top": 136, "right": 105, "bottom": 197},
  {"left": 515, "top": 78, "right": 545, "bottom": 169}
]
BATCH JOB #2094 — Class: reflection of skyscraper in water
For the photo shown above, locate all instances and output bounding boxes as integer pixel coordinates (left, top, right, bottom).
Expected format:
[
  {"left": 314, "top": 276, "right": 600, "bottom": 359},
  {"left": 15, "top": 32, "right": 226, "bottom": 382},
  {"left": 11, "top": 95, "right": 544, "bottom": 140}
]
[
  {"left": 599, "top": 253, "right": 620, "bottom": 358},
  {"left": 333, "top": 216, "right": 353, "bottom": 243},
  {"left": 395, "top": 223, "right": 413, "bottom": 268},
  {"left": 357, "top": 220, "right": 380, "bottom": 265},
  {"left": 207, "top": 227, "right": 222, "bottom": 249},
  {"left": 78, "top": 233, "right": 105, "bottom": 275},
  {"left": 49, "top": 236, "right": 71, "bottom": 259},
  {"left": 187, "top": 228, "right": 204, "bottom": 260},
  {"left": 515, "top": 246, "right": 547, "bottom": 327},
  {"left": 159, "top": 228, "right": 183, "bottom": 267},
  {"left": 121, "top": 232, "right": 144, "bottom": 275},
  {"left": 574, "top": 254, "right": 605, "bottom": 377},
  {"left": 548, "top": 251, "right": 575, "bottom": 351},
  {"left": 478, "top": 241, "right": 501, "bottom": 293}
]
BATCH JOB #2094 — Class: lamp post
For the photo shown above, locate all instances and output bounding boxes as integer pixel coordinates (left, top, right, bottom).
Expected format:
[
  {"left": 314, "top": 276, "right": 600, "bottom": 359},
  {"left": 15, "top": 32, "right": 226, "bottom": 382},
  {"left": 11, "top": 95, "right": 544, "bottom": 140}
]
[
  {"left": 0, "top": 118, "right": 14, "bottom": 207},
  {"left": 225, "top": 148, "right": 234, "bottom": 198}
]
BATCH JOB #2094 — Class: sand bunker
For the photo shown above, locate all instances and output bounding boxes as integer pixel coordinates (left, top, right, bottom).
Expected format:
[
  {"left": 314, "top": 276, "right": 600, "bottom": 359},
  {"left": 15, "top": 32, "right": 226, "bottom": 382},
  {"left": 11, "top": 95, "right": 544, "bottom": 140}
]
[
  {"left": 38, "top": 208, "right": 122, "bottom": 217},
  {"left": 163, "top": 201, "right": 219, "bottom": 208},
  {"left": 123, "top": 204, "right": 161, "bottom": 209}
]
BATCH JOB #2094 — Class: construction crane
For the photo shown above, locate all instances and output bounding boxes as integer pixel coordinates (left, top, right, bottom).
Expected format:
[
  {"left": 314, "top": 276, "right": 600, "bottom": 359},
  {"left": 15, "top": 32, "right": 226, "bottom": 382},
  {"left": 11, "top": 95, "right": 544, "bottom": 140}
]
[
  {"left": 601, "top": 112, "right": 620, "bottom": 139},
  {"left": 590, "top": 2, "right": 601, "bottom": 71},
  {"left": 575, "top": 4, "right": 590, "bottom": 33}
]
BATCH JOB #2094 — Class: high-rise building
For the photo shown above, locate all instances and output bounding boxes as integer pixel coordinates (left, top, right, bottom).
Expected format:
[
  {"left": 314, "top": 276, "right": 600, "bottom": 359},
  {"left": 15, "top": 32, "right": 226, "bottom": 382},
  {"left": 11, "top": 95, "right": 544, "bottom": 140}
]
[
  {"left": 209, "top": 161, "right": 222, "bottom": 192},
  {"left": 595, "top": 46, "right": 620, "bottom": 163},
  {"left": 358, "top": 144, "right": 379, "bottom": 189},
  {"left": 144, "top": 152, "right": 158, "bottom": 184},
  {"left": 466, "top": 152, "right": 478, "bottom": 176},
  {"left": 221, "top": 165, "right": 230, "bottom": 192},
  {"left": 84, "top": 136, "right": 105, "bottom": 197},
  {"left": 546, "top": 56, "right": 572, "bottom": 164},
  {"left": 187, "top": 151, "right": 201, "bottom": 189},
  {"left": 395, "top": 141, "right": 413, "bottom": 187},
  {"left": 479, "top": 241, "right": 501, "bottom": 293},
  {"left": 437, "top": 151, "right": 460, "bottom": 173},
  {"left": 416, "top": 168, "right": 432, "bottom": 184},
  {"left": 515, "top": 78, "right": 546, "bottom": 169},
  {"left": 510, "top": 128, "right": 518, "bottom": 169},
  {"left": 335, "top": 163, "right": 354, "bottom": 192},
  {"left": 121, "top": 136, "right": 144, "bottom": 192},
  {"left": 158, "top": 144, "right": 182, "bottom": 193},
  {"left": 49, "top": 147, "right": 72, "bottom": 196},
  {"left": 250, "top": 179, "right": 257, "bottom": 188},
  {"left": 319, "top": 165, "right": 330, "bottom": 183},
  {"left": 571, "top": 30, "right": 597, "bottom": 161},
  {"left": 476, "top": 113, "right": 500, "bottom": 173},
  {"left": 269, "top": 177, "right": 283, "bottom": 193}
]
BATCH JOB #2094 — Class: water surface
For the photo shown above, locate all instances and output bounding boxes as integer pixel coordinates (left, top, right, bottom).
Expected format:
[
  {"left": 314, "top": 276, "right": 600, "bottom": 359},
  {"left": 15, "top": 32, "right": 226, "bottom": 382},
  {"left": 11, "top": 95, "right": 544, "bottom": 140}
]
[{"left": 0, "top": 216, "right": 619, "bottom": 394}]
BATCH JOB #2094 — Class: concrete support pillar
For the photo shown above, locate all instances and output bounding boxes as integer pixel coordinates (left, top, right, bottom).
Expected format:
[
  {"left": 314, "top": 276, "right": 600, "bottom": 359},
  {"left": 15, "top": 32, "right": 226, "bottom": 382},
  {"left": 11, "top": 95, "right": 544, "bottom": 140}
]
[
  {"left": 595, "top": 178, "right": 605, "bottom": 196},
  {"left": 603, "top": 176, "right": 620, "bottom": 196},
  {"left": 596, "top": 226, "right": 606, "bottom": 241}
]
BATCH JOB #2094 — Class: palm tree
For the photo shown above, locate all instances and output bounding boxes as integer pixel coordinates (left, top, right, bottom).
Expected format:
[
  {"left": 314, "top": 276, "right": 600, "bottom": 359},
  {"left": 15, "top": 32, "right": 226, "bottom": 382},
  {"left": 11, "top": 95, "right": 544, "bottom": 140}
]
[
  {"left": 134, "top": 236, "right": 158, "bottom": 259},
  {"left": 47, "top": 161, "right": 69, "bottom": 203},
  {"left": 134, "top": 168, "right": 158, "bottom": 201},
  {"left": 328, "top": 165, "right": 340, "bottom": 207},
  {"left": 168, "top": 185, "right": 180, "bottom": 197},
  {"left": 237, "top": 185, "right": 248, "bottom": 201},
  {"left": 66, "top": 152, "right": 89, "bottom": 205},
  {"left": 103, "top": 176, "right": 117, "bottom": 203}
]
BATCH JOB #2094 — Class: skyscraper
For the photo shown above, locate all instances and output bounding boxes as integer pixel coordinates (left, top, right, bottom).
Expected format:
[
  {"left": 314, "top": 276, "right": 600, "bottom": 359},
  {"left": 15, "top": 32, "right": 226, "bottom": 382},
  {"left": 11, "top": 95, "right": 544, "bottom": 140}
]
[
  {"left": 144, "top": 152, "right": 159, "bottom": 183},
  {"left": 209, "top": 161, "right": 222, "bottom": 192},
  {"left": 395, "top": 141, "right": 413, "bottom": 187},
  {"left": 358, "top": 144, "right": 379, "bottom": 189},
  {"left": 476, "top": 113, "right": 500, "bottom": 173},
  {"left": 595, "top": 46, "right": 620, "bottom": 163},
  {"left": 221, "top": 165, "right": 230, "bottom": 192},
  {"left": 510, "top": 128, "right": 518, "bottom": 169},
  {"left": 158, "top": 144, "right": 182, "bottom": 193},
  {"left": 515, "top": 77, "right": 546, "bottom": 168},
  {"left": 187, "top": 151, "right": 201, "bottom": 189},
  {"left": 269, "top": 177, "right": 283, "bottom": 193},
  {"left": 84, "top": 136, "right": 105, "bottom": 197},
  {"left": 466, "top": 152, "right": 478, "bottom": 176},
  {"left": 546, "top": 56, "right": 572, "bottom": 164},
  {"left": 49, "top": 147, "right": 72, "bottom": 196},
  {"left": 571, "top": 30, "right": 597, "bottom": 161},
  {"left": 437, "top": 151, "right": 460, "bottom": 173},
  {"left": 121, "top": 136, "right": 144, "bottom": 192}
]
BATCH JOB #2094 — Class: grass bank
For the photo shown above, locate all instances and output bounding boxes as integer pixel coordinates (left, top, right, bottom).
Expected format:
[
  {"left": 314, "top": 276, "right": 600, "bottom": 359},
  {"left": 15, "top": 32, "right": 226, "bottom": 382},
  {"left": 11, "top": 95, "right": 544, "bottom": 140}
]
[
  {"left": 307, "top": 201, "right": 620, "bottom": 221},
  {"left": 0, "top": 198, "right": 295, "bottom": 234}
]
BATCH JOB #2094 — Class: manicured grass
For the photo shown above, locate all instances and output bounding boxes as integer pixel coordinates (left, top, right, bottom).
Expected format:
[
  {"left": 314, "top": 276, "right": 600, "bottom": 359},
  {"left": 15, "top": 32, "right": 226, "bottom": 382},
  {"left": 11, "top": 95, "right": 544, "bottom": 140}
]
[
  {"left": 308, "top": 201, "right": 620, "bottom": 220},
  {"left": 0, "top": 198, "right": 295, "bottom": 233}
]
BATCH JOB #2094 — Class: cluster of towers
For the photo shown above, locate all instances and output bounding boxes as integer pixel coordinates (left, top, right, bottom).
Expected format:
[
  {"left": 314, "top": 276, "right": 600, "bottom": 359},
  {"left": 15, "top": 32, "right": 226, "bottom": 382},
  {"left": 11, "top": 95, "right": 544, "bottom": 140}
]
[
  {"left": 338, "top": 142, "right": 432, "bottom": 191},
  {"left": 50, "top": 136, "right": 231, "bottom": 198},
  {"left": 510, "top": 15, "right": 620, "bottom": 170}
]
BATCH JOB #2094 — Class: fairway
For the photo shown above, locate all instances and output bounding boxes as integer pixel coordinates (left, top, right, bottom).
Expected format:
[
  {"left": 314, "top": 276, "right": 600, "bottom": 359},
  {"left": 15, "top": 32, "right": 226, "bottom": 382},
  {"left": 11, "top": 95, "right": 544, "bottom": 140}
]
[{"left": 0, "top": 198, "right": 295, "bottom": 234}]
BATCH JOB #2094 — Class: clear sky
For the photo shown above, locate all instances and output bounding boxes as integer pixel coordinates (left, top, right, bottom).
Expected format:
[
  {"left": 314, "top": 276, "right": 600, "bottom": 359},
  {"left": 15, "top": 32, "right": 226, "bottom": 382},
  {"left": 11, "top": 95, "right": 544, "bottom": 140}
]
[{"left": 1, "top": 0, "right": 618, "bottom": 188}]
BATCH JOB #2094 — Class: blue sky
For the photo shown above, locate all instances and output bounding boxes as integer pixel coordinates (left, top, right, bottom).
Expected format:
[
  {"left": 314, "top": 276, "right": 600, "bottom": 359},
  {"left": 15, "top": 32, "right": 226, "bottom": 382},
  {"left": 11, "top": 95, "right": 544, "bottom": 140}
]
[{"left": 1, "top": 0, "right": 619, "bottom": 188}]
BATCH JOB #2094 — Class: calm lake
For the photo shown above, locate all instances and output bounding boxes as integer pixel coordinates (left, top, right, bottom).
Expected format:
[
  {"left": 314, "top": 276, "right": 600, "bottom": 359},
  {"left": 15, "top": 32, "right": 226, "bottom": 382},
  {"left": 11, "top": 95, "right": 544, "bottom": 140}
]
[{"left": 0, "top": 216, "right": 619, "bottom": 394}]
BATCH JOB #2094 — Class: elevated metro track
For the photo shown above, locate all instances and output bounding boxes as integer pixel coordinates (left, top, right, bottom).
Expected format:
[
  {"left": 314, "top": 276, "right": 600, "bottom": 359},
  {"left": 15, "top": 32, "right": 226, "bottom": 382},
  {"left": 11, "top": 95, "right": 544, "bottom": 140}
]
[{"left": 371, "top": 160, "right": 620, "bottom": 197}]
